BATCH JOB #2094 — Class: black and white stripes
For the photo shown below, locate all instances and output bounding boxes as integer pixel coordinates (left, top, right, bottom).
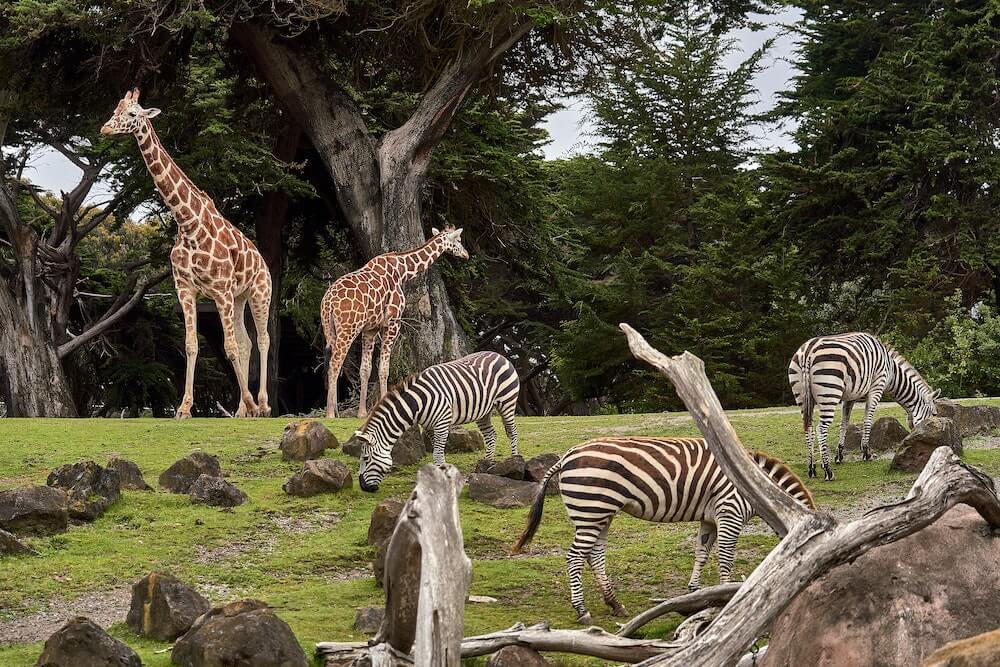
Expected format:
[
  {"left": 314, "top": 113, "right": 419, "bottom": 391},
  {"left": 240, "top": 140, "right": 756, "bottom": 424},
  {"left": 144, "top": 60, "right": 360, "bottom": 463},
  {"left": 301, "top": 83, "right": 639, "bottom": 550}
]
[
  {"left": 788, "top": 331, "right": 938, "bottom": 481},
  {"left": 355, "top": 351, "right": 520, "bottom": 492},
  {"left": 512, "top": 436, "right": 814, "bottom": 623}
]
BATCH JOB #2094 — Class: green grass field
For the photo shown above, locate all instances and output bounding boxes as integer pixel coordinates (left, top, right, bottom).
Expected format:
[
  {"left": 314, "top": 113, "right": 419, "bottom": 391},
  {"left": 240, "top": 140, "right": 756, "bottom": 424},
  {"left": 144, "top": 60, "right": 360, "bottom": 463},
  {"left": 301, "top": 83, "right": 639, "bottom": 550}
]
[{"left": 2, "top": 402, "right": 998, "bottom": 666}]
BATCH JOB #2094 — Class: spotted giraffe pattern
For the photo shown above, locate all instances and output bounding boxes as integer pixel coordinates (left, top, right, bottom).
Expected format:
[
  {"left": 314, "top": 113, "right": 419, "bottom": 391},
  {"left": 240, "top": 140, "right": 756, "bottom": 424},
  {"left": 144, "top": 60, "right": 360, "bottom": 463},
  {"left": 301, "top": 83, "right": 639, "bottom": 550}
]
[
  {"left": 320, "top": 226, "right": 469, "bottom": 418},
  {"left": 101, "top": 89, "right": 272, "bottom": 418}
]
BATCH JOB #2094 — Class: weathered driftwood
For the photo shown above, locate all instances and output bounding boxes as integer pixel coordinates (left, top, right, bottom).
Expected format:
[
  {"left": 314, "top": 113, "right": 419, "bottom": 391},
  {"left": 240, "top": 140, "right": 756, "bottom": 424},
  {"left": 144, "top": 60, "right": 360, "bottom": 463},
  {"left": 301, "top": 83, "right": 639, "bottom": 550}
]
[
  {"left": 618, "top": 583, "right": 741, "bottom": 638},
  {"left": 618, "top": 323, "right": 1000, "bottom": 667}
]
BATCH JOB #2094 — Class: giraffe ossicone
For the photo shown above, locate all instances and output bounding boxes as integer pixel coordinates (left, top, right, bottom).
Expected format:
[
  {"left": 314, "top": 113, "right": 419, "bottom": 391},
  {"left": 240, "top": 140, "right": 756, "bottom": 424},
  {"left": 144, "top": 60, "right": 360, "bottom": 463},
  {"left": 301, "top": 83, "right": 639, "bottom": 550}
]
[
  {"left": 320, "top": 225, "right": 469, "bottom": 418},
  {"left": 102, "top": 88, "right": 273, "bottom": 419}
]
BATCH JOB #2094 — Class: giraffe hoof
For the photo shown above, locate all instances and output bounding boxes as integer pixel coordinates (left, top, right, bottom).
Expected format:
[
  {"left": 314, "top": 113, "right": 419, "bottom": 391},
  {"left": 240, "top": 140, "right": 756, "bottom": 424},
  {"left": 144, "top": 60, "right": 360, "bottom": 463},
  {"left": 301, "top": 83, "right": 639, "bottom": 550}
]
[
  {"left": 255, "top": 405, "right": 271, "bottom": 418},
  {"left": 175, "top": 410, "right": 192, "bottom": 420},
  {"left": 576, "top": 612, "right": 593, "bottom": 625}
]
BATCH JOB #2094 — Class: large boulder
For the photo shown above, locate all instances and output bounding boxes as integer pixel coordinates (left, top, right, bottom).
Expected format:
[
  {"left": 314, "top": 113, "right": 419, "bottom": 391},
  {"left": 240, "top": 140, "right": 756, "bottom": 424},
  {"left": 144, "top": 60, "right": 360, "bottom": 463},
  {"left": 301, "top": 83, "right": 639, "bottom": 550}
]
[
  {"left": 353, "top": 607, "right": 384, "bottom": 635},
  {"left": 188, "top": 475, "right": 247, "bottom": 507},
  {"left": 935, "top": 399, "right": 1000, "bottom": 438},
  {"left": 922, "top": 626, "right": 1000, "bottom": 667},
  {"left": 126, "top": 572, "right": 211, "bottom": 641},
  {"left": 341, "top": 434, "right": 363, "bottom": 457},
  {"left": 762, "top": 506, "right": 1000, "bottom": 667},
  {"left": 171, "top": 599, "right": 308, "bottom": 667},
  {"left": 0, "top": 528, "right": 37, "bottom": 556},
  {"left": 35, "top": 616, "right": 141, "bottom": 667},
  {"left": 870, "top": 417, "right": 908, "bottom": 452},
  {"left": 159, "top": 452, "right": 222, "bottom": 494},
  {"left": 525, "top": 453, "right": 562, "bottom": 495},
  {"left": 107, "top": 457, "right": 153, "bottom": 491},
  {"left": 473, "top": 455, "right": 526, "bottom": 480},
  {"left": 342, "top": 427, "right": 425, "bottom": 466},
  {"left": 487, "top": 646, "right": 549, "bottom": 666},
  {"left": 467, "top": 474, "right": 539, "bottom": 509},
  {"left": 373, "top": 540, "right": 389, "bottom": 587},
  {"left": 282, "top": 460, "right": 352, "bottom": 497},
  {"left": 367, "top": 498, "right": 405, "bottom": 546},
  {"left": 280, "top": 419, "right": 338, "bottom": 461},
  {"left": 891, "top": 417, "right": 962, "bottom": 473},
  {"left": 46, "top": 461, "right": 121, "bottom": 521},
  {"left": 0, "top": 485, "right": 68, "bottom": 536},
  {"left": 841, "top": 424, "right": 862, "bottom": 452},
  {"left": 422, "top": 427, "right": 486, "bottom": 454}
]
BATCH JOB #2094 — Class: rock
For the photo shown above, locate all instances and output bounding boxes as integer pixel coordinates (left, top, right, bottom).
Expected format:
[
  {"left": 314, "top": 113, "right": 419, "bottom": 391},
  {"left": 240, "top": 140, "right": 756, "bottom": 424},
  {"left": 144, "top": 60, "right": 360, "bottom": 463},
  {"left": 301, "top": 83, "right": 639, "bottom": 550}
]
[
  {"left": 487, "top": 646, "right": 549, "bottom": 666},
  {"left": 761, "top": 506, "right": 1000, "bottom": 667},
  {"left": 841, "top": 424, "right": 862, "bottom": 451},
  {"left": 282, "top": 459, "right": 352, "bottom": 497},
  {"left": 0, "top": 528, "right": 37, "bottom": 556},
  {"left": 422, "top": 427, "right": 486, "bottom": 454},
  {"left": 367, "top": 498, "right": 405, "bottom": 546},
  {"left": 922, "top": 626, "right": 1000, "bottom": 667},
  {"left": 373, "top": 540, "right": 389, "bottom": 587},
  {"left": 891, "top": 416, "right": 962, "bottom": 473},
  {"left": 107, "top": 457, "right": 152, "bottom": 491},
  {"left": 525, "top": 453, "right": 562, "bottom": 495},
  {"left": 172, "top": 599, "right": 308, "bottom": 667},
  {"left": 473, "top": 455, "right": 526, "bottom": 480},
  {"left": 870, "top": 417, "right": 909, "bottom": 452},
  {"left": 467, "top": 473, "right": 539, "bottom": 509},
  {"left": 159, "top": 452, "right": 222, "bottom": 494},
  {"left": 468, "top": 595, "right": 498, "bottom": 603},
  {"left": 935, "top": 399, "right": 1000, "bottom": 438},
  {"left": 0, "top": 485, "right": 68, "bottom": 536},
  {"left": 126, "top": 572, "right": 211, "bottom": 641},
  {"left": 46, "top": 461, "right": 121, "bottom": 521},
  {"left": 353, "top": 607, "right": 384, "bottom": 635},
  {"left": 391, "top": 426, "right": 426, "bottom": 466},
  {"left": 280, "top": 419, "right": 338, "bottom": 461},
  {"left": 35, "top": 616, "right": 141, "bottom": 667},
  {"left": 188, "top": 475, "right": 247, "bottom": 507},
  {"left": 342, "top": 434, "right": 363, "bottom": 457}
]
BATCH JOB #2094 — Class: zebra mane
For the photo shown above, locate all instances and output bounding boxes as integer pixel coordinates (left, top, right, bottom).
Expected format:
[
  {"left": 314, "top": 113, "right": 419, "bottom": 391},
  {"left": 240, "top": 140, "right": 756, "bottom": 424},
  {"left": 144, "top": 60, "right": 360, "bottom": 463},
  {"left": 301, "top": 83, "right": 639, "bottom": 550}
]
[
  {"left": 750, "top": 450, "right": 816, "bottom": 510},
  {"left": 886, "top": 345, "right": 935, "bottom": 398},
  {"left": 358, "top": 373, "right": 421, "bottom": 432}
]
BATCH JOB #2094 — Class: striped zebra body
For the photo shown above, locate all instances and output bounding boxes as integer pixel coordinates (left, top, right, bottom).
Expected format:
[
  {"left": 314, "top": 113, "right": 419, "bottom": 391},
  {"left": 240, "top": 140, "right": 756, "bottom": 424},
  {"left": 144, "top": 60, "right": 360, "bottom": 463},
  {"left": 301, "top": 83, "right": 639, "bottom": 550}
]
[
  {"left": 512, "top": 437, "right": 814, "bottom": 623},
  {"left": 355, "top": 351, "right": 520, "bottom": 492},
  {"left": 788, "top": 332, "right": 938, "bottom": 481}
]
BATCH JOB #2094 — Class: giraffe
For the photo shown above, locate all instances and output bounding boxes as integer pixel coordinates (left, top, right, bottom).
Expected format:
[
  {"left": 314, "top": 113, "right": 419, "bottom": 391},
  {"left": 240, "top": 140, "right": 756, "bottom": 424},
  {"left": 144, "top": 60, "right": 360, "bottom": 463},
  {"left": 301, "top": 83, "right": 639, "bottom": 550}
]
[
  {"left": 320, "top": 226, "right": 469, "bottom": 418},
  {"left": 101, "top": 88, "right": 272, "bottom": 418}
]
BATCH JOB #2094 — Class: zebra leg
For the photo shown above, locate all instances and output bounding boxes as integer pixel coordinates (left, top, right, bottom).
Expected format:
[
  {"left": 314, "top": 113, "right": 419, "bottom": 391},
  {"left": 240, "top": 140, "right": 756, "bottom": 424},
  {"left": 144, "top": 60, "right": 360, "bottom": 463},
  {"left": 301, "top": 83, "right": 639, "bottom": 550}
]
[
  {"left": 816, "top": 406, "right": 837, "bottom": 481},
  {"left": 836, "top": 401, "right": 854, "bottom": 465},
  {"left": 688, "top": 520, "right": 717, "bottom": 591},
  {"left": 498, "top": 399, "right": 519, "bottom": 457},
  {"left": 588, "top": 524, "right": 626, "bottom": 617},
  {"left": 430, "top": 423, "right": 449, "bottom": 467},
  {"left": 567, "top": 521, "right": 607, "bottom": 624},
  {"left": 861, "top": 382, "right": 886, "bottom": 462},
  {"left": 715, "top": 513, "right": 744, "bottom": 584},
  {"left": 476, "top": 415, "right": 498, "bottom": 461},
  {"left": 805, "top": 423, "right": 817, "bottom": 479}
]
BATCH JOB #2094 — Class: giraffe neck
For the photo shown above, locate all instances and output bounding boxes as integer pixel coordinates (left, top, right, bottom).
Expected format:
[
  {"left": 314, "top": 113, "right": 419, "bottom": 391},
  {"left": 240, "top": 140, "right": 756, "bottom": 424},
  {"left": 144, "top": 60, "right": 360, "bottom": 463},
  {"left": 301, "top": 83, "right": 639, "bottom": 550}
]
[
  {"left": 133, "top": 120, "right": 211, "bottom": 238},
  {"left": 397, "top": 236, "right": 446, "bottom": 280}
]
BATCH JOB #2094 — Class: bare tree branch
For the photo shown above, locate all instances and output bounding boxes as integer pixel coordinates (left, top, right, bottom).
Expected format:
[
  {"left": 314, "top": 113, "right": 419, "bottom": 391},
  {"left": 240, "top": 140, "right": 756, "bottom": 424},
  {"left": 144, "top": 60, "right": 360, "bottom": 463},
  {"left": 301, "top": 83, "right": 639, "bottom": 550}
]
[{"left": 617, "top": 583, "right": 742, "bottom": 638}]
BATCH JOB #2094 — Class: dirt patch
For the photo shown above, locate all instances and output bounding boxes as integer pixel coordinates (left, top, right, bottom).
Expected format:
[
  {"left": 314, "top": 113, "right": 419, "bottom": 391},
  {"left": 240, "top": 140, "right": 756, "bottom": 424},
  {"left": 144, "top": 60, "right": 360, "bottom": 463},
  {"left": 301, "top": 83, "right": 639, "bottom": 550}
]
[
  {"left": 267, "top": 510, "right": 342, "bottom": 534},
  {"left": 0, "top": 585, "right": 131, "bottom": 645},
  {"left": 195, "top": 536, "right": 275, "bottom": 564},
  {"left": 964, "top": 434, "right": 1000, "bottom": 450}
]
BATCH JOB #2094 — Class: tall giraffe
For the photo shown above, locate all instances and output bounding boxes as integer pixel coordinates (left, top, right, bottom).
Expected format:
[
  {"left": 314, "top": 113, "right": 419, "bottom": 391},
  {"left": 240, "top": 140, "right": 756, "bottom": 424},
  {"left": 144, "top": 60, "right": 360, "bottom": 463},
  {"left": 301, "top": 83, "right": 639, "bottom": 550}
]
[
  {"left": 101, "top": 89, "right": 272, "bottom": 418},
  {"left": 321, "top": 226, "right": 469, "bottom": 418}
]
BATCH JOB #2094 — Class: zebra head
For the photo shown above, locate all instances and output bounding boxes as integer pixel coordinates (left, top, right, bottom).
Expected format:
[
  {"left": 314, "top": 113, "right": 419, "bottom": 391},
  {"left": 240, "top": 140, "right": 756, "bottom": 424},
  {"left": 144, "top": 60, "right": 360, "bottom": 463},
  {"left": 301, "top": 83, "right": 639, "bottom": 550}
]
[
  {"left": 908, "top": 388, "right": 941, "bottom": 429},
  {"left": 356, "top": 430, "right": 393, "bottom": 493}
]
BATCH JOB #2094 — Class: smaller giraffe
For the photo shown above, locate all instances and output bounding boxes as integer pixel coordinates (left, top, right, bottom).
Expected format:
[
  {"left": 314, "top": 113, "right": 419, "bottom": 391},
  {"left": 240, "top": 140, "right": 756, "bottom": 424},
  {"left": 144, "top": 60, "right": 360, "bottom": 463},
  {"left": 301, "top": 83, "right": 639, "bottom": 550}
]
[
  {"left": 320, "top": 226, "right": 469, "bottom": 418},
  {"left": 101, "top": 89, "right": 273, "bottom": 418}
]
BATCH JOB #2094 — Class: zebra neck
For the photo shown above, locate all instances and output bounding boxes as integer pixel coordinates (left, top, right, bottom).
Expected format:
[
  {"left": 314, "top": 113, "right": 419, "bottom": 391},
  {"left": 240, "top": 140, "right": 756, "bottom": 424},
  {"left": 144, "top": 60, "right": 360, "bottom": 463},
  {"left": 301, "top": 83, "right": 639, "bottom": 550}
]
[
  {"left": 363, "top": 393, "right": 418, "bottom": 449},
  {"left": 888, "top": 355, "right": 930, "bottom": 409}
]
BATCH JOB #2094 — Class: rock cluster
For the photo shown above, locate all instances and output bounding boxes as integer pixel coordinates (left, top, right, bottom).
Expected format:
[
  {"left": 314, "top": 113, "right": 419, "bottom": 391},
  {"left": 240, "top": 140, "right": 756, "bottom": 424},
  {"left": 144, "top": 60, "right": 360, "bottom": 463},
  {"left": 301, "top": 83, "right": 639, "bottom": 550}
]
[
  {"left": 280, "top": 419, "right": 338, "bottom": 461},
  {"left": 35, "top": 617, "right": 141, "bottom": 667},
  {"left": 466, "top": 453, "right": 562, "bottom": 507},
  {"left": 935, "top": 399, "right": 1000, "bottom": 438},
  {"left": 47, "top": 461, "right": 121, "bottom": 521},
  {"left": 891, "top": 416, "right": 962, "bottom": 473},
  {"left": 282, "top": 459, "right": 352, "bottom": 497},
  {"left": 126, "top": 572, "right": 211, "bottom": 641}
]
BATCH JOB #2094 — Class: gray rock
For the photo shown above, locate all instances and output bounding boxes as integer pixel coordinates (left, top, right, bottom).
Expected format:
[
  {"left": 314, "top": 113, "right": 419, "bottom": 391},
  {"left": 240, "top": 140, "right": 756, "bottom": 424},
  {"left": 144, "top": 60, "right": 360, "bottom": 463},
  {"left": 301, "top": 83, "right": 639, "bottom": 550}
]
[
  {"left": 392, "top": 426, "right": 426, "bottom": 466},
  {"left": 188, "top": 475, "right": 247, "bottom": 507},
  {"left": 171, "top": 599, "right": 308, "bottom": 667},
  {"left": 473, "top": 455, "right": 526, "bottom": 480},
  {"left": 891, "top": 416, "right": 962, "bottom": 473},
  {"left": 342, "top": 434, "right": 363, "bottom": 457},
  {"left": 282, "top": 459, "right": 352, "bottom": 497},
  {"left": 107, "top": 457, "right": 152, "bottom": 491},
  {"left": 935, "top": 399, "right": 1000, "bottom": 438},
  {"left": 159, "top": 452, "right": 222, "bottom": 494},
  {"left": 35, "top": 616, "right": 141, "bottom": 667},
  {"left": 126, "top": 572, "right": 210, "bottom": 641},
  {"left": 47, "top": 461, "right": 121, "bottom": 521},
  {"left": 0, "top": 485, "right": 68, "bottom": 536},
  {"left": 841, "top": 424, "right": 862, "bottom": 452},
  {"left": 0, "top": 528, "right": 37, "bottom": 556},
  {"left": 870, "top": 417, "right": 908, "bottom": 452},
  {"left": 467, "top": 473, "right": 540, "bottom": 508},
  {"left": 280, "top": 419, "right": 338, "bottom": 461},
  {"left": 922, "top": 626, "right": 1000, "bottom": 667},
  {"left": 525, "top": 453, "right": 562, "bottom": 495},
  {"left": 423, "top": 427, "right": 486, "bottom": 454},
  {"left": 488, "top": 646, "right": 549, "bottom": 666},
  {"left": 367, "top": 498, "right": 405, "bottom": 546},
  {"left": 373, "top": 540, "right": 389, "bottom": 588},
  {"left": 353, "top": 607, "right": 384, "bottom": 635}
]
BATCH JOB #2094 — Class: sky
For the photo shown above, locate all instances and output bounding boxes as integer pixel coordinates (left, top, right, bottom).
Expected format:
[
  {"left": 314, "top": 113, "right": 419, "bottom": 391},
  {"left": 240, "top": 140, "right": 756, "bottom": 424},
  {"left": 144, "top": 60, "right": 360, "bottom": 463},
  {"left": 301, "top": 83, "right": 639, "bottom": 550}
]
[{"left": 21, "top": 7, "right": 803, "bottom": 206}]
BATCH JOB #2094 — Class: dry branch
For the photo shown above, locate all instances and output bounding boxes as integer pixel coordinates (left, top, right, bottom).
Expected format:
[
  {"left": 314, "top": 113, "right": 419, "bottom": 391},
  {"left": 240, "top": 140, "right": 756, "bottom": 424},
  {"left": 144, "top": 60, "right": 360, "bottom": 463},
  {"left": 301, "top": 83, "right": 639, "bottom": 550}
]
[{"left": 617, "top": 583, "right": 741, "bottom": 638}]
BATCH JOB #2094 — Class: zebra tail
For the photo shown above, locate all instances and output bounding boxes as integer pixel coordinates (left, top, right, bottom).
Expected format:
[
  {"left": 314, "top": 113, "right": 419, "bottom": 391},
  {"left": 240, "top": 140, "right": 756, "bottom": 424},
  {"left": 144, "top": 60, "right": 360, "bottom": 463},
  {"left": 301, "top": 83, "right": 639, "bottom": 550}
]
[
  {"left": 512, "top": 457, "right": 563, "bottom": 554},
  {"left": 801, "top": 356, "right": 814, "bottom": 429}
]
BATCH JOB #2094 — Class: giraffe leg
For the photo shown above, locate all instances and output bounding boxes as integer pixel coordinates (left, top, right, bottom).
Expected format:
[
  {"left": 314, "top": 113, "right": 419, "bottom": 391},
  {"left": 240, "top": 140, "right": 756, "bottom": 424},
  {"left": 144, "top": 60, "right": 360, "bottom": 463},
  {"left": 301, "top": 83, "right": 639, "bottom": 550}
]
[
  {"left": 325, "top": 336, "right": 351, "bottom": 419},
  {"left": 588, "top": 522, "right": 626, "bottom": 616},
  {"left": 232, "top": 295, "right": 253, "bottom": 416},
  {"left": 357, "top": 330, "right": 378, "bottom": 419},
  {"left": 377, "top": 320, "right": 401, "bottom": 402},
  {"left": 249, "top": 289, "right": 271, "bottom": 417},
  {"left": 836, "top": 400, "right": 854, "bottom": 464},
  {"left": 497, "top": 398, "right": 519, "bottom": 457},
  {"left": 216, "top": 295, "right": 257, "bottom": 417},
  {"left": 476, "top": 415, "right": 498, "bottom": 461},
  {"left": 176, "top": 286, "right": 199, "bottom": 419},
  {"left": 688, "top": 520, "right": 717, "bottom": 591}
]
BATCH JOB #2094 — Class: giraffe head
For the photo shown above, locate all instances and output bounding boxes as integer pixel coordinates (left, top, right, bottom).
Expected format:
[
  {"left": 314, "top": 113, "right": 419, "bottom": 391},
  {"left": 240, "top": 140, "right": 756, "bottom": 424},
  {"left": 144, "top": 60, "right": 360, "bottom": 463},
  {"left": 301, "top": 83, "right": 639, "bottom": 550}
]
[
  {"left": 431, "top": 225, "right": 469, "bottom": 260},
  {"left": 100, "top": 88, "right": 161, "bottom": 136}
]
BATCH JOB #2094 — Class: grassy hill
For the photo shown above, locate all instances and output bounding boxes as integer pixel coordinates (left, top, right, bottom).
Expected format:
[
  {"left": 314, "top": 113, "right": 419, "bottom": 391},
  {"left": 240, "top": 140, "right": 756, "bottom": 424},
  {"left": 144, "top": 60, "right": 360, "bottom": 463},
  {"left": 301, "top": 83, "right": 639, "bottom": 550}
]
[{"left": 2, "top": 403, "right": 999, "bottom": 666}]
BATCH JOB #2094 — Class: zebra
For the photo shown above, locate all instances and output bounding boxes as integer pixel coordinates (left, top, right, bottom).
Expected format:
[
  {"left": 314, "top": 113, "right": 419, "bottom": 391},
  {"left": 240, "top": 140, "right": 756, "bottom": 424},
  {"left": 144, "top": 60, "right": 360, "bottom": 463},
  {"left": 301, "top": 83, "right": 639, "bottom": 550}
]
[
  {"left": 512, "top": 436, "right": 814, "bottom": 624},
  {"left": 354, "top": 351, "right": 520, "bottom": 492},
  {"left": 788, "top": 332, "right": 939, "bottom": 481}
]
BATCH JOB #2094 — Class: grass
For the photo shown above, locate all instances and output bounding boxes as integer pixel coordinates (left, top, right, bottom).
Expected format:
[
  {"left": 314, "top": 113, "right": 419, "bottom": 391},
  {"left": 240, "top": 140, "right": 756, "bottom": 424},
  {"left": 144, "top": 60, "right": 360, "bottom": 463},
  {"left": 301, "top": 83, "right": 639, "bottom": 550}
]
[{"left": 1, "top": 401, "right": 998, "bottom": 666}]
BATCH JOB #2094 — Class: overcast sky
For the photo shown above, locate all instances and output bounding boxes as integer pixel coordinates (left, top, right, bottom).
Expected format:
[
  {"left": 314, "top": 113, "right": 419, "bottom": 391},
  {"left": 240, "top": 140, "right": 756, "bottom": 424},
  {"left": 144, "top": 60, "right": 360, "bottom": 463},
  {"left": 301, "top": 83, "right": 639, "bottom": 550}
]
[{"left": 22, "top": 7, "right": 803, "bottom": 208}]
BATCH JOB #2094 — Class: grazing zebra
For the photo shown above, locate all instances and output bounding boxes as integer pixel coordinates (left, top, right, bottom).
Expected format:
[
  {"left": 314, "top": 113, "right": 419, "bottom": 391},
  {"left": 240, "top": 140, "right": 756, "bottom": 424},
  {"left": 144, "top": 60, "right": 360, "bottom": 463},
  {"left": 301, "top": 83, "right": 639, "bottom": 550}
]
[
  {"left": 512, "top": 436, "right": 814, "bottom": 624},
  {"left": 788, "top": 332, "right": 939, "bottom": 481},
  {"left": 354, "top": 351, "right": 520, "bottom": 492}
]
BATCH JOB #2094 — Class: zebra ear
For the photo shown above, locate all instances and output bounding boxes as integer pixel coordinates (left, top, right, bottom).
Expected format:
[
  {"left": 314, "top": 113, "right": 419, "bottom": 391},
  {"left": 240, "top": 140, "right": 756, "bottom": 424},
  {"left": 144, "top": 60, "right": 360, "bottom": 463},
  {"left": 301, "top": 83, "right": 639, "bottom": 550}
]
[{"left": 931, "top": 388, "right": 942, "bottom": 399}]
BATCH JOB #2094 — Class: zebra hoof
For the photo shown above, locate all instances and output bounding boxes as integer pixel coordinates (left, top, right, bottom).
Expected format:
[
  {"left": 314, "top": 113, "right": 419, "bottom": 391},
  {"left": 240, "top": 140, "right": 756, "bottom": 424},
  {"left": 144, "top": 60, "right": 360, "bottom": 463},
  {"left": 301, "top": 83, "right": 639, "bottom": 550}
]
[
  {"left": 824, "top": 471, "right": 835, "bottom": 482},
  {"left": 610, "top": 603, "right": 628, "bottom": 617},
  {"left": 576, "top": 612, "right": 593, "bottom": 625},
  {"left": 807, "top": 465, "right": 817, "bottom": 478}
]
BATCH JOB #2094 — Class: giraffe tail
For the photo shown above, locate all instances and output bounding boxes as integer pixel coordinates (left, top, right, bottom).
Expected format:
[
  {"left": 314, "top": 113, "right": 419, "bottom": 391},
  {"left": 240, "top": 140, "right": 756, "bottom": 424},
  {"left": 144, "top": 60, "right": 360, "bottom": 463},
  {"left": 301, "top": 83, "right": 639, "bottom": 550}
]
[{"left": 512, "top": 456, "right": 564, "bottom": 554}]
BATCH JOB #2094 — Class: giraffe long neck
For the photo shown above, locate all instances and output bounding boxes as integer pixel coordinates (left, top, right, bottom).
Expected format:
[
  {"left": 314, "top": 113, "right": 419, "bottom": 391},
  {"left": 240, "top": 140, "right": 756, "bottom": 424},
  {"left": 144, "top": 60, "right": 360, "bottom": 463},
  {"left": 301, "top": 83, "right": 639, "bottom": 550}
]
[
  {"left": 397, "top": 237, "right": 446, "bottom": 280},
  {"left": 133, "top": 120, "right": 210, "bottom": 238}
]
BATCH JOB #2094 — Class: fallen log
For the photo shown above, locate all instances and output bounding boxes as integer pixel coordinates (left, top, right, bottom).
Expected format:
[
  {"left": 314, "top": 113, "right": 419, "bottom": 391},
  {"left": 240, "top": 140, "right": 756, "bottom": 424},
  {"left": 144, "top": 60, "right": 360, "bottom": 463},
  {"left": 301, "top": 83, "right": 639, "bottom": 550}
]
[{"left": 617, "top": 583, "right": 741, "bottom": 638}]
